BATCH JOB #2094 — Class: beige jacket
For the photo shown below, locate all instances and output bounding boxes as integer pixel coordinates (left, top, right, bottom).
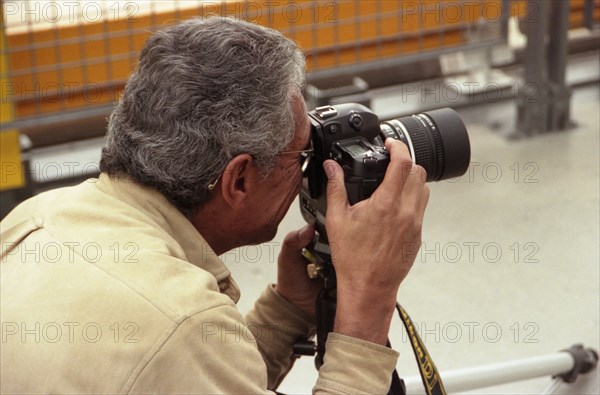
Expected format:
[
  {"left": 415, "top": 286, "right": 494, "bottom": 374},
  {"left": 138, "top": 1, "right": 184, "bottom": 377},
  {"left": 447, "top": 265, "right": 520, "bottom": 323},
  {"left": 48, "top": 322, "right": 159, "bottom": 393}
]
[{"left": 1, "top": 174, "right": 398, "bottom": 394}]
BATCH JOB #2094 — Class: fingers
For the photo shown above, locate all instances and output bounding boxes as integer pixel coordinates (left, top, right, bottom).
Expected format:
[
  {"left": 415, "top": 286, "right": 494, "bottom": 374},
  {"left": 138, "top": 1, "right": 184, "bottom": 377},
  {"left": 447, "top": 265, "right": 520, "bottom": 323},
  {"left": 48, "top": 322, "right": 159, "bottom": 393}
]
[
  {"left": 376, "top": 139, "right": 414, "bottom": 199},
  {"left": 401, "top": 164, "right": 428, "bottom": 210},
  {"left": 324, "top": 160, "right": 349, "bottom": 215},
  {"left": 296, "top": 223, "right": 316, "bottom": 248},
  {"left": 283, "top": 223, "right": 316, "bottom": 251}
]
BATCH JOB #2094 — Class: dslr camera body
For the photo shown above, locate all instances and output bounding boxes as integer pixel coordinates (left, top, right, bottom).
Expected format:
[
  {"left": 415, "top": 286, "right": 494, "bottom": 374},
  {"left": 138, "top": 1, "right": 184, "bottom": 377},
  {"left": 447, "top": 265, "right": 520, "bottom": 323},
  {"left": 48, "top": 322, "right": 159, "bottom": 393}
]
[{"left": 300, "top": 103, "right": 471, "bottom": 240}]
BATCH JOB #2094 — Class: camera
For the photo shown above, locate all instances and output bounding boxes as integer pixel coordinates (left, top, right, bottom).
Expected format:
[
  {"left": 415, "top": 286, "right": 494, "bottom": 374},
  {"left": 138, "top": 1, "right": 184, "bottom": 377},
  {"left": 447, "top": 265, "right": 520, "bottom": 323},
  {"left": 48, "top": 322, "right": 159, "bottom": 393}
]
[
  {"left": 300, "top": 103, "right": 471, "bottom": 238},
  {"left": 295, "top": 103, "right": 471, "bottom": 371}
]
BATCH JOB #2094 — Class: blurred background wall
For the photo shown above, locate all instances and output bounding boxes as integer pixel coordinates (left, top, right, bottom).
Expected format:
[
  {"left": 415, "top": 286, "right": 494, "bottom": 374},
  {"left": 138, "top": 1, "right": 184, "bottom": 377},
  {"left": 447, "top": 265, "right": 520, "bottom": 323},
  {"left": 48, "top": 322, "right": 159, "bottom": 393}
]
[{"left": 1, "top": 0, "right": 598, "bottom": 210}]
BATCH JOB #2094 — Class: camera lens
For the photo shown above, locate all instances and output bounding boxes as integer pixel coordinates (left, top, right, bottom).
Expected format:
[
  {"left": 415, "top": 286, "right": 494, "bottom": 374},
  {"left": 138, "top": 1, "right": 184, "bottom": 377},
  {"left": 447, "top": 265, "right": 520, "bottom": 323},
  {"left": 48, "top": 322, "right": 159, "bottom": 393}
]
[{"left": 380, "top": 108, "right": 471, "bottom": 182}]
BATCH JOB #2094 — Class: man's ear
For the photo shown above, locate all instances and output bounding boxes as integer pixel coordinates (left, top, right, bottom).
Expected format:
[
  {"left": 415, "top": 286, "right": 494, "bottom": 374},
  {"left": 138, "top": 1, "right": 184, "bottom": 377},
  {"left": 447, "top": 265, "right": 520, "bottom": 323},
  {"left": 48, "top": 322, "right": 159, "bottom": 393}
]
[{"left": 219, "top": 154, "right": 257, "bottom": 207}]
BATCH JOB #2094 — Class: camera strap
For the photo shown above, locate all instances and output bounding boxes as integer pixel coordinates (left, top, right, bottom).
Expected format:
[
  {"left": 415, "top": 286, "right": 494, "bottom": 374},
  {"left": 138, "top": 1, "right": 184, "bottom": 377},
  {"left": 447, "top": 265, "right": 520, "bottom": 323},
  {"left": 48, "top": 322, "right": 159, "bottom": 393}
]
[{"left": 395, "top": 303, "right": 447, "bottom": 395}]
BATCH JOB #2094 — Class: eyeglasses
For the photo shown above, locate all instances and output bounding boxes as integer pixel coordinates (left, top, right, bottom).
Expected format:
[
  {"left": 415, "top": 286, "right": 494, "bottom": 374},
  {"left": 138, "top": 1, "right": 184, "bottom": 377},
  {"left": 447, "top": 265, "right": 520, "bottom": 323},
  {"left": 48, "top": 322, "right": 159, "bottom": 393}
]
[
  {"left": 208, "top": 140, "right": 314, "bottom": 191},
  {"left": 283, "top": 138, "right": 314, "bottom": 174}
]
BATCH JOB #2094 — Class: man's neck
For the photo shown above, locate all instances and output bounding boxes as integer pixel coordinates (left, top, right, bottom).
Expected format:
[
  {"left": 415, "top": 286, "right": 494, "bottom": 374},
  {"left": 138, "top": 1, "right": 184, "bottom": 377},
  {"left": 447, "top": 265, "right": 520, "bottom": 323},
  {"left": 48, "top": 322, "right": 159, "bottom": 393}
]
[{"left": 190, "top": 199, "right": 246, "bottom": 256}]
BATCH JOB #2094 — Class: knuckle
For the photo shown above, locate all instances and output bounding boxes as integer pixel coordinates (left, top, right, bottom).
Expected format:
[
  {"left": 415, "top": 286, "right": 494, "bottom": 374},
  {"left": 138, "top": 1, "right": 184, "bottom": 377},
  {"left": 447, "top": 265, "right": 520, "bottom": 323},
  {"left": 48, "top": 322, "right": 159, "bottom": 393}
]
[
  {"left": 414, "top": 165, "right": 427, "bottom": 182},
  {"left": 402, "top": 211, "right": 418, "bottom": 225},
  {"left": 325, "top": 213, "right": 341, "bottom": 230},
  {"left": 423, "top": 185, "right": 431, "bottom": 201},
  {"left": 413, "top": 218, "right": 423, "bottom": 234},
  {"left": 326, "top": 186, "right": 342, "bottom": 204},
  {"left": 401, "top": 211, "right": 422, "bottom": 236},
  {"left": 326, "top": 179, "right": 339, "bottom": 194},
  {"left": 373, "top": 190, "right": 397, "bottom": 212},
  {"left": 399, "top": 157, "right": 413, "bottom": 171}
]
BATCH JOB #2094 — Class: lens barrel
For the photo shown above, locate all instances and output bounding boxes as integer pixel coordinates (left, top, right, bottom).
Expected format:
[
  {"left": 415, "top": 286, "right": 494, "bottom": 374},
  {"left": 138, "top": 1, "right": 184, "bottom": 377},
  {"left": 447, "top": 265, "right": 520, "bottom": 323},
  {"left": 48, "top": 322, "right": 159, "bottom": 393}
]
[{"left": 380, "top": 108, "right": 470, "bottom": 182}]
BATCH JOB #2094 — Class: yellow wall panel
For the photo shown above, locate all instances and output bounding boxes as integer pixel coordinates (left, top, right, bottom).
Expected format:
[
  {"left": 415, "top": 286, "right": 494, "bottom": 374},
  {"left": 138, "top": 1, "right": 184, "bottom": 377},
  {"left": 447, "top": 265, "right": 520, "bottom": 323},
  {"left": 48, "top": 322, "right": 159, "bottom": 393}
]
[{"left": 0, "top": 130, "right": 25, "bottom": 191}]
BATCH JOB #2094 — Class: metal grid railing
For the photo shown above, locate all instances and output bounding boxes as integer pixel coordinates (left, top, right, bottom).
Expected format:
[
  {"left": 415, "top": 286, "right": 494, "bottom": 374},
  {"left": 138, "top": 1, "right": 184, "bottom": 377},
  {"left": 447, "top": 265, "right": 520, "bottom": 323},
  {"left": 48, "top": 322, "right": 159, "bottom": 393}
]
[{"left": 1, "top": 0, "right": 597, "bottom": 134}]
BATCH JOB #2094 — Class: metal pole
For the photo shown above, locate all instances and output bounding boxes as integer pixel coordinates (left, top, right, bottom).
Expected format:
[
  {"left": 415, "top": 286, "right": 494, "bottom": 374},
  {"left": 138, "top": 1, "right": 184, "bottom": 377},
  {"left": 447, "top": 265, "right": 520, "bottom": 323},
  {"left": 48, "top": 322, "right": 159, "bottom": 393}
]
[
  {"left": 404, "top": 351, "right": 575, "bottom": 394},
  {"left": 547, "top": 0, "right": 573, "bottom": 131},
  {"left": 584, "top": 0, "right": 595, "bottom": 30},
  {"left": 516, "top": 0, "right": 549, "bottom": 137},
  {"left": 500, "top": 0, "right": 510, "bottom": 40}
]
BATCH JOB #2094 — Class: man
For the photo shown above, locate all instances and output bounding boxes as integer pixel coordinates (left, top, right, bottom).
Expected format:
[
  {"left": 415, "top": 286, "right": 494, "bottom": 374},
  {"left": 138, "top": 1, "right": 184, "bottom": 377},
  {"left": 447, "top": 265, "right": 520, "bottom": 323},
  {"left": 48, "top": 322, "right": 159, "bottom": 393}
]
[{"left": 1, "top": 17, "right": 429, "bottom": 394}]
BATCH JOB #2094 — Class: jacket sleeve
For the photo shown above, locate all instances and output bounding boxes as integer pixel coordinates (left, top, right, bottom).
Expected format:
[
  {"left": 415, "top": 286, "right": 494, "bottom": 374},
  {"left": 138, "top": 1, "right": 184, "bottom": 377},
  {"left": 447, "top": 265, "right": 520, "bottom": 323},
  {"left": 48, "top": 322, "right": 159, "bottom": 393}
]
[
  {"left": 315, "top": 333, "right": 400, "bottom": 395},
  {"left": 245, "top": 284, "right": 316, "bottom": 389},
  {"left": 126, "top": 297, "right": 399, "bottom": 394}
]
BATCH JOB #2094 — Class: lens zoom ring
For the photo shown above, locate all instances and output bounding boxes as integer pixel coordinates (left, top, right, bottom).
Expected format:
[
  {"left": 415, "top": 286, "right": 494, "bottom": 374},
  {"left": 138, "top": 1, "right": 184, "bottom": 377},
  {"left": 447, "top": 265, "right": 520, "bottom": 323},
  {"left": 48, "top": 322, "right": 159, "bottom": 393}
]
[
  {"left": 418, "top": 114, "right": 445, "bottom": 181},
  {"left": 400, "top": 117, "right": 433, "bottom": 175}
]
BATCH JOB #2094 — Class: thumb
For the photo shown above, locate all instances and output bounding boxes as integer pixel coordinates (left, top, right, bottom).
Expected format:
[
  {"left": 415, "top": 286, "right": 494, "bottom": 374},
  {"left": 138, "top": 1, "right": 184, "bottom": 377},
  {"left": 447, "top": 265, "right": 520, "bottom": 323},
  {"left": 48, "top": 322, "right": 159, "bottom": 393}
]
[
  {"left": 324, "top": 160, "right": 348, "bottom": 214},
  {"left": 282, "top": 223, "right": 315, "bottom": 252},
  {"left": 297, "top": 222, "right": 316, "bottom": 246}
]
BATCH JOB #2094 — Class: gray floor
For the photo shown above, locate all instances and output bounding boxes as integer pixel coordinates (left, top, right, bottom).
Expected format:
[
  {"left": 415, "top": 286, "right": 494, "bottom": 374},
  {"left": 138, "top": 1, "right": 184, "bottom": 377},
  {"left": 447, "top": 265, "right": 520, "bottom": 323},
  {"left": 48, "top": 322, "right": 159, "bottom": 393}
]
[{"left": 226, "top": 83, "right": 600, "bottom": 394}]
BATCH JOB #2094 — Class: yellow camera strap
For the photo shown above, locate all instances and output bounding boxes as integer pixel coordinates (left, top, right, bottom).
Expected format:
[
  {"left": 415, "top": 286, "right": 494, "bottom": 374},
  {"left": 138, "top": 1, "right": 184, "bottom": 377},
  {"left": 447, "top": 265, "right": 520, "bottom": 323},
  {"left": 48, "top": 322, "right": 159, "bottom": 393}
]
[{"left": 396, "top": 303, "right": 447, "bottom": 395}]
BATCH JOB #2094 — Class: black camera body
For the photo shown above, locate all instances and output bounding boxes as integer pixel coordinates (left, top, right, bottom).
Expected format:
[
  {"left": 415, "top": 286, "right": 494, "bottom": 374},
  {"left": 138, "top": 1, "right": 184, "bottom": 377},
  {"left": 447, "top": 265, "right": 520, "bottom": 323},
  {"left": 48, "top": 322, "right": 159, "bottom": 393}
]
[{"left": 300, "top": 103, "right": 471, "bottom": 238}]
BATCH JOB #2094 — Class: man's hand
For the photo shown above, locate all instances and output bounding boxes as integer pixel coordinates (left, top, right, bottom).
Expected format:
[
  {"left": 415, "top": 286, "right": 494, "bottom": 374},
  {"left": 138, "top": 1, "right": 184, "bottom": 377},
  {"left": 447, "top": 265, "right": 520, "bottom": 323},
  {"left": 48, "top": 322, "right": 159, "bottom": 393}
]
[
  {"left": 274, "top": 223, "right": 321, "bottom": 318},
  {"left": 324, "top": 138, "right": 430, "bottom": 345}
]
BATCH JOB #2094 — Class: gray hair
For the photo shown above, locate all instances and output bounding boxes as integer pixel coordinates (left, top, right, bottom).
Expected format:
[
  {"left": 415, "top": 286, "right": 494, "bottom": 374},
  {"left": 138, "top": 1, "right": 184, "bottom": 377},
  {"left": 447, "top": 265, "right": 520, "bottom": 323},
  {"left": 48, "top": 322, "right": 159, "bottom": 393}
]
[{"left": 100, "top": 17, "right": 306, "bottom": 215}]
